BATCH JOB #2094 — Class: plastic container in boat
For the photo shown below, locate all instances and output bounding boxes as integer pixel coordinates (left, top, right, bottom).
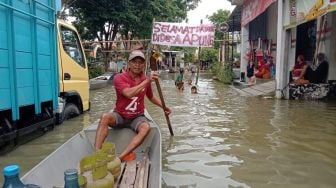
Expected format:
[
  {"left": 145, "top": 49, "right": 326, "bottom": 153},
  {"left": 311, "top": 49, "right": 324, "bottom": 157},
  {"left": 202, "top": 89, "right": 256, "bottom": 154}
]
[
  {"left": 80, "top": 154, "right": 114, "bottom": 188},
  {"left": 64, "top": 169, "right": 80, "bottom": 188},
  {"left": 2, "top": 164, "right": 41, "bottom": 188},
  {"left": 96, "top": 151, "right": 121, "bottom": 181}
]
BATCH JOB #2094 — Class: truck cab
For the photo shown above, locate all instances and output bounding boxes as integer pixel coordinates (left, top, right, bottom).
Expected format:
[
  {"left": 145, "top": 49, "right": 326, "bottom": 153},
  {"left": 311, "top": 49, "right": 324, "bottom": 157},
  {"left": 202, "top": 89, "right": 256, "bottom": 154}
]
[
  {"left": 56, "top": 20, "right": 90, "bottom": 124},
  {"left": 0, "top": 0, "right": 89, "bottom": 152}
]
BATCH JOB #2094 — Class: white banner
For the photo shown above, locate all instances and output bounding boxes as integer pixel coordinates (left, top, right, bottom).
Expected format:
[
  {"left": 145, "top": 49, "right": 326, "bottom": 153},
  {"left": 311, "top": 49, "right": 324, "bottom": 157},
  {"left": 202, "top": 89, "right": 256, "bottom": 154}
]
[{"left": 151, "top": 22, "right": 215, "bottom": 47}]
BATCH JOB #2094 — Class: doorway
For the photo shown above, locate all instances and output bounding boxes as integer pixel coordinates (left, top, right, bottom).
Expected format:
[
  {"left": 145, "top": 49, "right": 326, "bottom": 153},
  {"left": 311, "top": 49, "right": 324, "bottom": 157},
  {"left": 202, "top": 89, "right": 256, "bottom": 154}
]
[{"left": 296, "top": 20, "right": 317, "bottom": 62}]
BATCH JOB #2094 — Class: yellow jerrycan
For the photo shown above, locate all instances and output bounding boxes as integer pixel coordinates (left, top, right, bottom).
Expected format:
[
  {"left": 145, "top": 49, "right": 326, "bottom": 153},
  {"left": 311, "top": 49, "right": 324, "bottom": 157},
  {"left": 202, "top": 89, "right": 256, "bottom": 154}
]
[
  {"left": 100, "top": 142, "right": 121, "bottom": 180},
  {"left": 79, "top": 153, "right": 114, "bottom": 188}
]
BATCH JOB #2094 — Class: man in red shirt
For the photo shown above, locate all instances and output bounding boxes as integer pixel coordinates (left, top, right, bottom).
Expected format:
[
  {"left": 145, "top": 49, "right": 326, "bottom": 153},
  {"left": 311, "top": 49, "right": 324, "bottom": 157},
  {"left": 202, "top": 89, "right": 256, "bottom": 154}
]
[{"left": 94, "top": 50, "right": 172, "bottom": 161}]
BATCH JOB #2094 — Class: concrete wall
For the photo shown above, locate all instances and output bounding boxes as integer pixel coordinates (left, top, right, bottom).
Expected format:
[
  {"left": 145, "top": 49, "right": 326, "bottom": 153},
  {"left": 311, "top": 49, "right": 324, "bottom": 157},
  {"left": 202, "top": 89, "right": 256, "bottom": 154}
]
[
  {"left": 330, "top": 12, "right": 336, "bottom": 80},
  {"left": 275, "top": 0, "right": 287, "bottom": 98},
  {"left": 240, "top": 25, "right": 250, "bottom": 79},
  {"left": 287, "top": 28, "right": 296, "bottom": 73},
  {"left": 318, "top": 12, "right": 336, "bottom": 80},
  {"left": 266, "top": 3, "right": 278, "bottom": 60}
]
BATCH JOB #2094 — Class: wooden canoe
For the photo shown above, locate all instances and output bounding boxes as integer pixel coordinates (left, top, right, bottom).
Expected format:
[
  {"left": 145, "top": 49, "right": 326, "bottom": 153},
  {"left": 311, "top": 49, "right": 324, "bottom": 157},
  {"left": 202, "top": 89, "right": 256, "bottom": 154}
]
[
  {"left": 89, "top": 72, "right": 116, "bottom": 90},
  {"left": 89, "top": 78, "right": 108, "bottom": 90},
  {"left": 21, "top": 111, "right": 162, "bottom": 188}
]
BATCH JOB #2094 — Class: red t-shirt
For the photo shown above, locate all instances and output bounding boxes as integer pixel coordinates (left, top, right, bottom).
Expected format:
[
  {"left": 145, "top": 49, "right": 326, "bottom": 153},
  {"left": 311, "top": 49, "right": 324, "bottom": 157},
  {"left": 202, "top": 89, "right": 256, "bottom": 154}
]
[
  {"left": 293, "top": 62, "right": 306, "bottom": 77},
  {"left": 113, "top": 71, "right": 154, "bottom": 119}
]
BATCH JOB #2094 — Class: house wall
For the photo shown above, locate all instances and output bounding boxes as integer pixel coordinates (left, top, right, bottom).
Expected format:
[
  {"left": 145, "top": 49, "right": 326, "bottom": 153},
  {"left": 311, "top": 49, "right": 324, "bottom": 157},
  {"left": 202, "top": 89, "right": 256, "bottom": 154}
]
[
  {"left": 283, "top": 0, "right": 291, "bottom": 26},
  {"left": 330, "top": 12, "right": 336, "bottom": 80},
  {"left": 275, "top": 0, "right": 288, "bottom": 98},
  {"left": 287, "top": 28, "right": 296, "bottom": 74},
  {"left": 266, "top": 3, "right": 278, "bottom": 59},
  {"left": 319, "top": 12, "right": 336, "bottom": 81}
]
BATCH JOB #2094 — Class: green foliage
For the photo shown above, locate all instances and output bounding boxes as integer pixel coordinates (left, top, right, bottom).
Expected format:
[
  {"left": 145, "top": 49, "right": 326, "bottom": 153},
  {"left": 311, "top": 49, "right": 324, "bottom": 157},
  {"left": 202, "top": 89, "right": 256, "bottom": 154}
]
[
  {"left": 68, "top": 0, "right": 201, "bottom": 41},
  {"left": 171, "top": 46, "right": 197, "bottom": 63},
  {"left": 211, "top": 61, "right": 233, "bottom": 84},
  {"left": 67, "top": 0, "right": 200, "bottom": 71},
  {"left": 88, "top": 62, "right": 104, "bottom": 79},
  {"left": 233, "top": 52, "right": 240, "bottom": 59},
  {"left": 207, "top": 9, "right": 231, "bottom": 49},
  {"left": 200, "top": 48, "right": 218, "bottom": 63}
]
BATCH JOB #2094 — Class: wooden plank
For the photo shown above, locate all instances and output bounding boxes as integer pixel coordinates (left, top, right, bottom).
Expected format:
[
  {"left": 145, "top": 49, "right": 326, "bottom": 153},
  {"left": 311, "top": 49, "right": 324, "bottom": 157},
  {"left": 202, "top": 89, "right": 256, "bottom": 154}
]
[
  {"left": 119, "top": 160, "right": 137, "bottom": 188},
  {"left": 143, "top": 158, "right": 150, "bottom": 188},
  {"left": 115, "top": 162, "right": 126, "bottom": 187},
  {"left": 134, "top": 160, "right": 143, "bottom": 187},
  {"left": 134, "top": 148, "right": 150, "bottom": 188}
]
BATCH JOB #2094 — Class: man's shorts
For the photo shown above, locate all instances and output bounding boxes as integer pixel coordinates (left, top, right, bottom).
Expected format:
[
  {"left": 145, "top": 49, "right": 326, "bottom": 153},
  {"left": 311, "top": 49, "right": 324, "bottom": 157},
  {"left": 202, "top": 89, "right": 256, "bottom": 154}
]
[{"left": 111, "top": 112, "right": 150, "bottom": 132}]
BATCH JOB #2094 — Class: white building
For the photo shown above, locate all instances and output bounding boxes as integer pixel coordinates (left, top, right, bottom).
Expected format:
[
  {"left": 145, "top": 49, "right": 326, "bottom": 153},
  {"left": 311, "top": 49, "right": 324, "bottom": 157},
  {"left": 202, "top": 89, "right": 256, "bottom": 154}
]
[{"left": 229, "top": 0, "right": 336, "bottom": 99}]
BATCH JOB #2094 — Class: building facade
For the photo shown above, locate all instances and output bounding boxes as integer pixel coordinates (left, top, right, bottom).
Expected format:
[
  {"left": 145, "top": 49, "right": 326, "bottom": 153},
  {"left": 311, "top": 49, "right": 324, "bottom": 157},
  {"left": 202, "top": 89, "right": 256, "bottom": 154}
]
[{"left": 230, "top": 0, "right": 336, "bottom": 99}]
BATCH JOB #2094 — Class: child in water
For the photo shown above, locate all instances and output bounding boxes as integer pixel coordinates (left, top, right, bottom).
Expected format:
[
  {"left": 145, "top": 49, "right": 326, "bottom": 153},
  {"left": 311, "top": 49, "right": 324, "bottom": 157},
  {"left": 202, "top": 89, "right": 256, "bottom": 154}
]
[
  {"left": 175, "top": 68, "right": 184, "bottom": 91},
  {"left": 191, "top": 86, "right": 197, "bottom": 94},
  {"left": 187, "top": 79, "right": 192, "bottom": 85},
  {"left": 176, "top": 82, "right": 184, "bottom": 91}
]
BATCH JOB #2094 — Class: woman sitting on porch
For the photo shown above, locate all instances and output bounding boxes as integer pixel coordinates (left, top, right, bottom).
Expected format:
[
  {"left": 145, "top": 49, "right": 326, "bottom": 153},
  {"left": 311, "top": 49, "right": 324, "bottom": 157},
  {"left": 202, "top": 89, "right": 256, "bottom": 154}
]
[
  {"left": 254, "top": 60, "right": 271, "bottom": 79},
  {"left": 291, "top": 54, "right": 307, "bottom": 80},
  {"left": 303, "top": 53, "right": 329, "bottom": 83}
]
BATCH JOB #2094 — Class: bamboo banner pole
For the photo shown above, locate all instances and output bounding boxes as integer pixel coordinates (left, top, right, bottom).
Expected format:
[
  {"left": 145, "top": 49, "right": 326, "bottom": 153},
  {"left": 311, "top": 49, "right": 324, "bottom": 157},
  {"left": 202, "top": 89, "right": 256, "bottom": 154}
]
[
  {"left": 149, "top": 18, "right": 174, "bottom": 136},
  {"left": 150, "top": 56, "right": 174, "bottom": 136},
  {"left": 195, "top": 19, "right": 203, "bottom": 85}
]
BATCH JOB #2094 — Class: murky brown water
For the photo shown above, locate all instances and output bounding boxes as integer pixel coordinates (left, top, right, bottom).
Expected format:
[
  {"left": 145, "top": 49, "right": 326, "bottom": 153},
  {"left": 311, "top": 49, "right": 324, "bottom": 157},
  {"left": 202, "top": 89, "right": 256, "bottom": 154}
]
[{"left": 1, "top": 72, "right": 336, "bottom": 187}]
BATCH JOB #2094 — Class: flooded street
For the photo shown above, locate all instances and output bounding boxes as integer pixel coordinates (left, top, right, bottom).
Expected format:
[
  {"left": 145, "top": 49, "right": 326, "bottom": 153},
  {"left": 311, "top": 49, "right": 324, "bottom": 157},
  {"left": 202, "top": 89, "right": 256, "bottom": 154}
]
[
  {"left": 151, "top": 73, "right": 336, "bottom": 188},
  {"left": 1, "top": 72, "right": 336, "bottom": 187}
]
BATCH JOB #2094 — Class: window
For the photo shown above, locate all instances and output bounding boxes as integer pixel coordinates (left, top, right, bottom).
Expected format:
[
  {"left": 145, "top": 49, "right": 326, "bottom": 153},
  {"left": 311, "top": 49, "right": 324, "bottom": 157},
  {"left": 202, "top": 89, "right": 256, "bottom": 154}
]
[{"left": 60, "top": 26, "right": 85, "bottom": 68}]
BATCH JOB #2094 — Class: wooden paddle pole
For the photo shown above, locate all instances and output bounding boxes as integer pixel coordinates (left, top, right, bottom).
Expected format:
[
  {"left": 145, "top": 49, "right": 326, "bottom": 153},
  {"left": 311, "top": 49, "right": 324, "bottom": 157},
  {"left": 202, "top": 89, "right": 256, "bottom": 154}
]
[{"left": 149, "top": 51, "right": 174, "bottom": 136}]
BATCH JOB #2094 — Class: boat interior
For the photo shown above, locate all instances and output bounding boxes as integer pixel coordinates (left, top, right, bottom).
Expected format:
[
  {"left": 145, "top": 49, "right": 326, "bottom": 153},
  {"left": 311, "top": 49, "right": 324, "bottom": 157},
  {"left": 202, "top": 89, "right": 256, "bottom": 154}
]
[{"left": 21, "top": 118, "right": 161, "bottom": 188}]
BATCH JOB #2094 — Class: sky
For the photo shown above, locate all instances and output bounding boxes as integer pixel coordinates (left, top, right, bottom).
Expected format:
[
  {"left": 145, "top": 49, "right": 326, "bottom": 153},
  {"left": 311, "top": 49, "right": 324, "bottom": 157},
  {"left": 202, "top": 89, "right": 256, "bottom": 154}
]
[{"left": 187, "top": 0, "right": 236, "bottom": 24}]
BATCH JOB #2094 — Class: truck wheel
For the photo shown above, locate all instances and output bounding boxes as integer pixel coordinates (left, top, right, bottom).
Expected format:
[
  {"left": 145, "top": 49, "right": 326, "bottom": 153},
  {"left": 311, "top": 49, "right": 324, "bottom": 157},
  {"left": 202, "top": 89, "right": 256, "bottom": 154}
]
[
  {"left": 63, "top": 103, "right": 80, "bottom": 120},
  {"left": 55, "top": 103, "right": 80, "bottom": 125}
]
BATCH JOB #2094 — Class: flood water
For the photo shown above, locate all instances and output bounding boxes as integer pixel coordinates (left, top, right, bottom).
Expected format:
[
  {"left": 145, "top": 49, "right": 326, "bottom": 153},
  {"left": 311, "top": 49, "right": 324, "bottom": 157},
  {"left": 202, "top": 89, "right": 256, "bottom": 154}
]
[{"left": 1, "top": 72, "right": 336, "bottom": 187}]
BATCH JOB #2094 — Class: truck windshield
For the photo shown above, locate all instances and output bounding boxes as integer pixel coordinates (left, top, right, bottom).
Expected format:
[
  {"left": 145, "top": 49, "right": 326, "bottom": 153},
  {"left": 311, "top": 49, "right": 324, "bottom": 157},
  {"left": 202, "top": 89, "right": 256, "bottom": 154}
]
[{"left": 60, "top": 26, "right": 85, "bottom": 68}]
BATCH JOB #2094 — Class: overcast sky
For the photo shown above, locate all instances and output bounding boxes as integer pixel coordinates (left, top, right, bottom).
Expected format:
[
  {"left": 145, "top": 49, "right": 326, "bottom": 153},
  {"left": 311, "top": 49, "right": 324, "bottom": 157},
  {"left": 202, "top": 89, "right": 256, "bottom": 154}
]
[{"left": 187, "top": 0, "right": 235, "bottom": 24}]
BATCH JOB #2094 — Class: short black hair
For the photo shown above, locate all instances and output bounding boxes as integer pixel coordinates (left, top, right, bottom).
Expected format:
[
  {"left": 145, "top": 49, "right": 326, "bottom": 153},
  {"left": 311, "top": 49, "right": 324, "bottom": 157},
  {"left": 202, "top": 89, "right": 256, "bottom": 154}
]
[{"left": 317, "top": 53, "right": 325, "bottom": 61}]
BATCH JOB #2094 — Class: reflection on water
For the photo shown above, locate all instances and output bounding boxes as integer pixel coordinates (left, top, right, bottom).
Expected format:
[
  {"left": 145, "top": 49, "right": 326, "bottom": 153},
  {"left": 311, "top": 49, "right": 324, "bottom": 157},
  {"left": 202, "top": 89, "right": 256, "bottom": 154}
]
[
  {"left": 147, "top": 73, "right": 336, "bottom": 188},
  {"left": 1, "top": 72, "right": 336, "bottom": 187}
]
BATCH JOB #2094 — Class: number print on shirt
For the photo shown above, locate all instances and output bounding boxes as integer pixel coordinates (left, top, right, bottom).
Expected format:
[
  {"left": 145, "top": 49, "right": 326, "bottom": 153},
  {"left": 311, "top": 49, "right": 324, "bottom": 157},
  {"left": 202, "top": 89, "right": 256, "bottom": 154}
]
[{"left": 125, "top": 97, "right": 138, "bottom": 112}]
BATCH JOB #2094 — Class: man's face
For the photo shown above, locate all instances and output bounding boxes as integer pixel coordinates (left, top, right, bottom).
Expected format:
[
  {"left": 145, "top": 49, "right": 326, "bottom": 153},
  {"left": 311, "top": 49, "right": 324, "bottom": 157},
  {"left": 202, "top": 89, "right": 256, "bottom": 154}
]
[{"left": 129, "top": 57, "right": 145, "bottom": 74}]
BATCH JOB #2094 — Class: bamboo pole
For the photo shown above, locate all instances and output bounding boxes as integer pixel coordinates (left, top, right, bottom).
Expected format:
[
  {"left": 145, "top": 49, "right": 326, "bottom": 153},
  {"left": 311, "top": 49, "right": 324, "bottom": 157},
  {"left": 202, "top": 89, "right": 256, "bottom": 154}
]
[
  {"left": 149, "top": 19, "right": 174, "bottom": 136},
  {"left": 195, "top": 19, "right": 203, "bottom": 85}
]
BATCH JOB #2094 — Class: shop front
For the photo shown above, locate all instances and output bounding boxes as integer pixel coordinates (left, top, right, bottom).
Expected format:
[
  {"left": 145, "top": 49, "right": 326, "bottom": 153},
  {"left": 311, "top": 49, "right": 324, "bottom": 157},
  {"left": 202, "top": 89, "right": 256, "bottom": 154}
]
[
  {"left": 279, "top": 0, "right": 336, "bottom": 99},
  {"left": 239, "top": 0, "right": 278, "bottom": 84}
]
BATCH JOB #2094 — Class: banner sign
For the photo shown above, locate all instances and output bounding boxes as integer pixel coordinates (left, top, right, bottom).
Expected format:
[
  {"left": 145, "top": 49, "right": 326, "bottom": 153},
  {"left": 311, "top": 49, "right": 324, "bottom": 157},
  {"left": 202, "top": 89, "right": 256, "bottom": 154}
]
[
  {"left": 288, "top": 0, "right": 336, "bottom": 25},
  {"left": 151, "top": 22, "right": 215, "bottom": 47},
  {"left": 241, "top": 0, "right": 277, "bottom": 26}
]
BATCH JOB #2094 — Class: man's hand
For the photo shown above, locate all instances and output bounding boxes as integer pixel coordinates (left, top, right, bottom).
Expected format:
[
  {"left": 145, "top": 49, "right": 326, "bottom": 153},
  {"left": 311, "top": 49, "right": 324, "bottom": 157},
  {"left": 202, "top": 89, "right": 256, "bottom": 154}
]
[
  {"left": 164, "top": 106, "right": 172, "bottom": 115},
  {"left": 147, "top": 71, "right": 159, "bottom": 81}
]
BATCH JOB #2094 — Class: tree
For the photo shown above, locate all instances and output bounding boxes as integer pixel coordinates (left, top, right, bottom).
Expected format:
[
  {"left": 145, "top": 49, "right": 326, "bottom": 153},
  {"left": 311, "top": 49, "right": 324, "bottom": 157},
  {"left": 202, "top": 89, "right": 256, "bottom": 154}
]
[
  {"left": 171, "top": 46, "right": 197, "bottom": 64},
  {"left": 200, "top": 48, "right": 218, "bottom": 63},
  {"left": 207, "top": 9, "right": 231, "bottom": 49},
  {"left": 205, "top": 9, "right": 233, "bottom": 84},
  {"left": 67, "top": 0, "right": 200, "bottom": 70}
]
